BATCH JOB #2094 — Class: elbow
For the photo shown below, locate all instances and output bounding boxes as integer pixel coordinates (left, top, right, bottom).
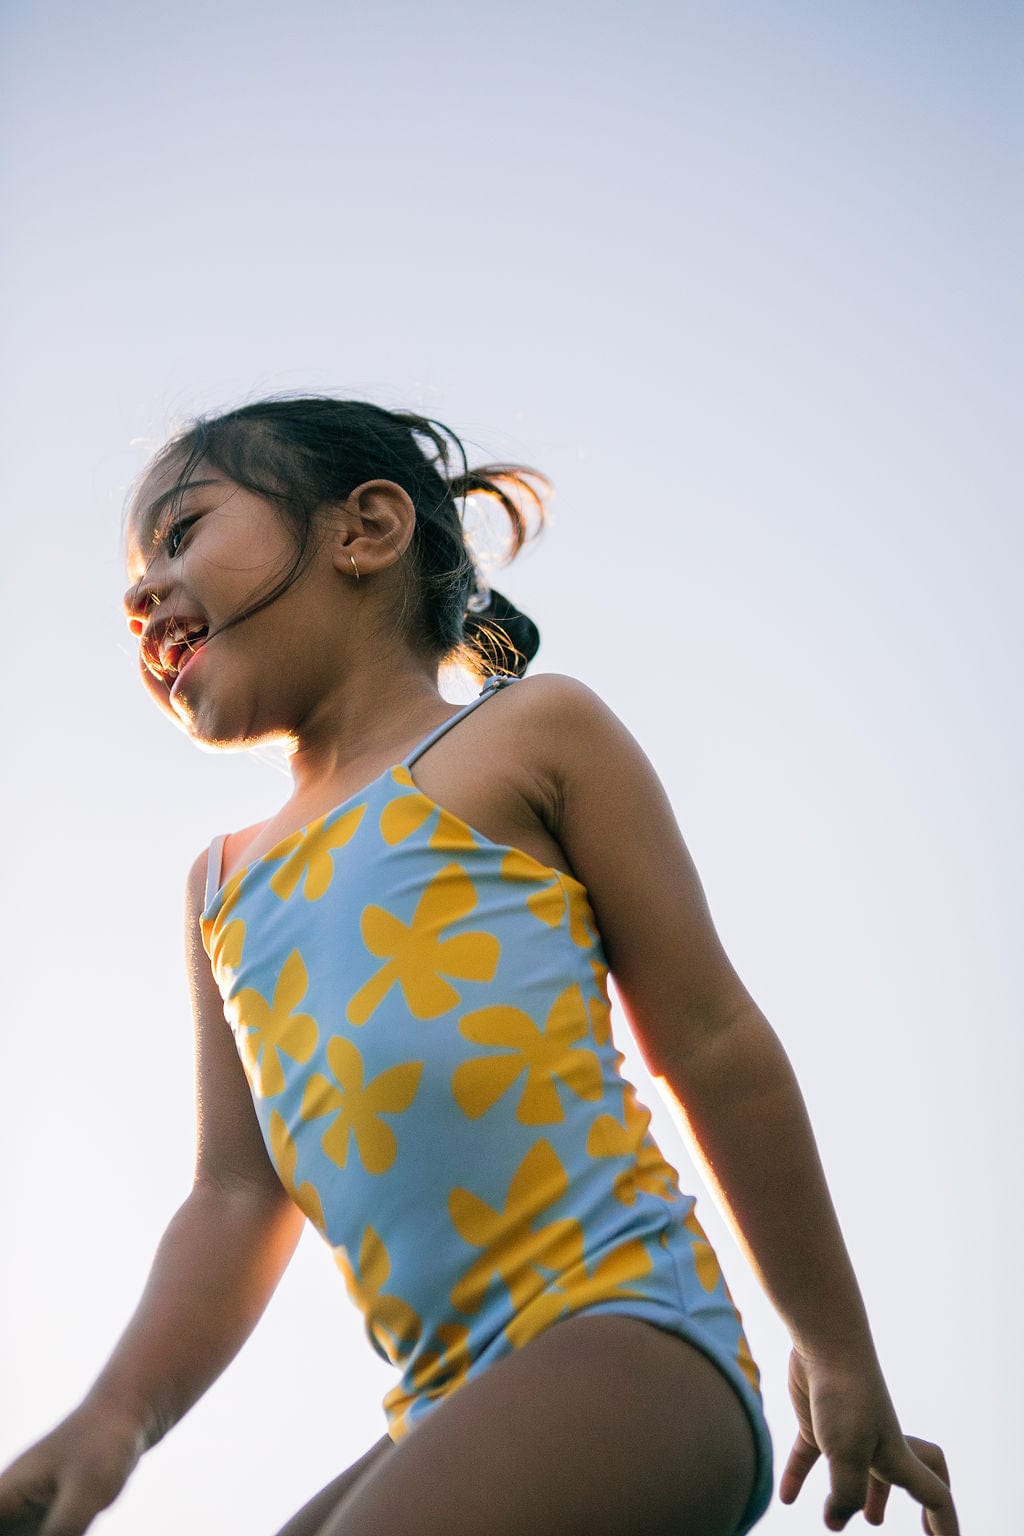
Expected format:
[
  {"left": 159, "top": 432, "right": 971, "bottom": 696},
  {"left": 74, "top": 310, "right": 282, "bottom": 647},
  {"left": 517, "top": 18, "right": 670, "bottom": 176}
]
[
  {"left": 187, "top": 1169, "right": 297, "bottom": 1232},
  {"left": 649, "top": 1000, "right": 789, "bottom": 1102}
]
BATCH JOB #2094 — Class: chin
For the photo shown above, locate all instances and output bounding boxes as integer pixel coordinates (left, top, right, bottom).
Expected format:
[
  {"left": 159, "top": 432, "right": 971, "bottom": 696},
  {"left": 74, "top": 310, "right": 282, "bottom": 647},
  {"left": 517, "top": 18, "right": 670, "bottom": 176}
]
[
  {"left": 176, "top": 697, "right": 287, "bottom": 755},
  {"left": 172, "top": 697, "right": 246, "bottom": 752}
]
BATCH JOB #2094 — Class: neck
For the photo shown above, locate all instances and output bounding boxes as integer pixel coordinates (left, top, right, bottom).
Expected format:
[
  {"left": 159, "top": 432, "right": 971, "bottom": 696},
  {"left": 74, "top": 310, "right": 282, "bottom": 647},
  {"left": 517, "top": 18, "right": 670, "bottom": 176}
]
[{"left": 283, "top": 649, "right": 450, "bottom": 803}]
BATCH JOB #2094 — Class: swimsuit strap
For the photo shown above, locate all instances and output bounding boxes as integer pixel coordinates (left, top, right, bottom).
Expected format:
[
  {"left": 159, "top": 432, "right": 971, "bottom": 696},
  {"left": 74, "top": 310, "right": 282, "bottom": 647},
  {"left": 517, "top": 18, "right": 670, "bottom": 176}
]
[
  {"left": 205, "top": 832, "right": 228, "bottom": 908},
  {"left": 402, "top": 674, "right": 518, "bottom": 769},
  {"left": 203, "top": 677, "right": 518, "bottom": 901}
]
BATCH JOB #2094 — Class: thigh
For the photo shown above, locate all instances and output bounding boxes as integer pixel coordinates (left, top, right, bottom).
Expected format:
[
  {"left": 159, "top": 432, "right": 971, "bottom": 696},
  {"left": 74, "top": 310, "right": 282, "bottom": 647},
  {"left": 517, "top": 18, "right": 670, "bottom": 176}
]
[
  {"left": 320, "top": 1315, "right": 758, "bottom": 1536},
  {"left": 272, "top": 1436, "right": 392, "bottom": 1536}
]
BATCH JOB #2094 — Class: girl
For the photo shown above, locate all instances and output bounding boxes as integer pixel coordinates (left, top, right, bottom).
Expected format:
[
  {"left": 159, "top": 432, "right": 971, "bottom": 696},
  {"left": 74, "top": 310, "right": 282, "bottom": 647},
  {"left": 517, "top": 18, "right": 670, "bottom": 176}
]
[{"left": 0, "top": 399, "right": 956, "bottom": 1536}]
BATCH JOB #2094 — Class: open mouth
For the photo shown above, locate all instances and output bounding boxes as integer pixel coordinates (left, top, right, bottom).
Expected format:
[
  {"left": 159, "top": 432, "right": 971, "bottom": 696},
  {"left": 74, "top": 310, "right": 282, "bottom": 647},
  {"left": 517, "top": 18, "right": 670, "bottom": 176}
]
[{"left": 146, "top": 618, "right": 210, "bottom": 684}]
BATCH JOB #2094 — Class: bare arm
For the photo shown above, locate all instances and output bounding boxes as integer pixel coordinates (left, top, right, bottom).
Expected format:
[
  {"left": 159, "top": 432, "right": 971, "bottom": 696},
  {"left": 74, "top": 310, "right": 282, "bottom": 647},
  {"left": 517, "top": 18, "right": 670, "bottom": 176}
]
[
  {"left": 81, "top": 1175, "right": 302, "bottom": 1450},
  {"left": 0, "top": 854, "right": 303, "bottom": 1536},
  {"left": 83, "top": 849, "right": 304, "bottom": 1445},
  {"left": 523, "top": 677, "right": 957, "bottom": 1536}
]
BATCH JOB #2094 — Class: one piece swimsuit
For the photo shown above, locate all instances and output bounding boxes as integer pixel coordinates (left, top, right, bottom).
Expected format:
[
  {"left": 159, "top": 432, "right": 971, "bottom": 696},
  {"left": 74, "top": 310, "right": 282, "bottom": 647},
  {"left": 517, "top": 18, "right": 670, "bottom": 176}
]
[{"left": 201, "top": 676, "right": 773, "bottom": 1533}]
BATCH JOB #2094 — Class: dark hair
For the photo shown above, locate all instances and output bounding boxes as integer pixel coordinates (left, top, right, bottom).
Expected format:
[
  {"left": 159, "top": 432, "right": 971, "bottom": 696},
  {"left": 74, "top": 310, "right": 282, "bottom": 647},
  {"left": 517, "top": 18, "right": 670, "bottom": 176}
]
[{"left": 133, "top": 396, "right": 547, "bottom": 677}]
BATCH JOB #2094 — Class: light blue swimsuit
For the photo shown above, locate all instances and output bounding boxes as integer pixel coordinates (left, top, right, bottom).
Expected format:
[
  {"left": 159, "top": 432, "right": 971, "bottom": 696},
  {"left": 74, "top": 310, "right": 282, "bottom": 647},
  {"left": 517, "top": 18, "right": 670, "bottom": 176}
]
[{"left": 202, "top": 676, "right": 773, "bottom": 1532}]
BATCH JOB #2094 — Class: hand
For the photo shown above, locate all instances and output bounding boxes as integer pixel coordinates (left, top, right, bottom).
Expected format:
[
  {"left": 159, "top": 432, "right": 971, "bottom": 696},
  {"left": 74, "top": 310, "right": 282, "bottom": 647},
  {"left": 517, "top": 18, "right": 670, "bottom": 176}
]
[
  {"left": 0, "top": 1405, "right": 143, "bottom": 1536},
  {"left": 779, "top": 1347, "right": 958, "bottom": 1534}
]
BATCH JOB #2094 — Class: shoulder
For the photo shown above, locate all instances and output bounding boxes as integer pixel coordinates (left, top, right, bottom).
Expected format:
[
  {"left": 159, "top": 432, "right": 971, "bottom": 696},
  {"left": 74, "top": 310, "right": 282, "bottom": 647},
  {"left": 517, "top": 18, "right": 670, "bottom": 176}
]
[
  {"left": 493, "top": 673, "right": 641, "bottom": 780},
  {"left": 499, "top": 671, "right": 605, "bottom": 714},
  {"left": 478, "top": 674, "right": 654, "bottom": 844},
  {"left": 491, "top": 672, "right": 620, "bottom": 747},
  {"left": 184, "top": 820, "right": 271, "bottom": 913}
]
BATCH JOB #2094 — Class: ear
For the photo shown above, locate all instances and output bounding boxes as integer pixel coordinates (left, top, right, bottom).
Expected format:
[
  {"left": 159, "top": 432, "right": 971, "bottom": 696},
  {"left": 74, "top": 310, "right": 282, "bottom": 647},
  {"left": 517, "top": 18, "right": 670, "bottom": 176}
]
[{"left": 331, "top": 480, "right": 416, "bottom": 577}]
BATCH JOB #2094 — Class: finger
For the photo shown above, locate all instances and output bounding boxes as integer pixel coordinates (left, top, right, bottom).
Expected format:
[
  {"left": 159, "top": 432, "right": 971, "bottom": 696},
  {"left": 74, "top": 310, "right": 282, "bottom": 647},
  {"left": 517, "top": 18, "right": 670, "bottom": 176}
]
[
  {"left": 875, "top": 1443, "right": 959, "bottom": 1536},
  {"left": 919, "top": 1484, "right": 959, "bottom": 1536},
  {"left": 824, "top": 1454, "right": 871, "bottom": 1532},
  {"left": 863, "top": 1471, "right": 891, "bottom": 1526},
  {"left": 905, "top": 1437, "right": 951, "bottom": 1489},
  {"left": 778, "top": 1433, "right": 820, "bottom": 1504}
]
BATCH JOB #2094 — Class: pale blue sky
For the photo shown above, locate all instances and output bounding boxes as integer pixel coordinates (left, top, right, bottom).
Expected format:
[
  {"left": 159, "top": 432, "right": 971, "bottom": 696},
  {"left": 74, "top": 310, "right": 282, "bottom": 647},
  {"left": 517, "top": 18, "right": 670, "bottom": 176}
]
[{"left": 1, "top": 3, "right": 1019, "bottom": 1532}]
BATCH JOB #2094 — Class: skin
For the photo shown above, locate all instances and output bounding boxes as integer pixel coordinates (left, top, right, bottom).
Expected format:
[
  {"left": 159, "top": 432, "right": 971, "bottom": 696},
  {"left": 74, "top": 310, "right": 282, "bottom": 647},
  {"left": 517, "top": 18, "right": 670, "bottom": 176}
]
[{"left": 0, "top": 466, "right": 958, "bottom": 1536}]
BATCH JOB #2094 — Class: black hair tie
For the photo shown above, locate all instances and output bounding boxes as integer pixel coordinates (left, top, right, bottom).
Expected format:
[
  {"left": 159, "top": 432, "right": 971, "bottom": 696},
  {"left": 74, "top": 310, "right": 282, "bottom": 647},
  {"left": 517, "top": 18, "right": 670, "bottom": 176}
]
[{"left": 463, "top": 587, "right": 540, "bottom": 677}]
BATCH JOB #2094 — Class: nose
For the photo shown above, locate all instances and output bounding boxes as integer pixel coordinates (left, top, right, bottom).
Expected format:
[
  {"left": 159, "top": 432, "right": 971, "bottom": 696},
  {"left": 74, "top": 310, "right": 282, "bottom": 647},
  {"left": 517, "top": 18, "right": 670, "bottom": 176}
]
[{"left": 123, "top": 578, "right": 163, "bottom": 637}]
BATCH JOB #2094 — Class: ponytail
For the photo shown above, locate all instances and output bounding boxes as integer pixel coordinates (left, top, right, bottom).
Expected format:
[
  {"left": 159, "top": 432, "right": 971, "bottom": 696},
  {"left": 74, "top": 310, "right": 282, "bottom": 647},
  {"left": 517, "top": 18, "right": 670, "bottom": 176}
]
[{"left": 444, "top": 462, "right": 546, "bottom": 678}]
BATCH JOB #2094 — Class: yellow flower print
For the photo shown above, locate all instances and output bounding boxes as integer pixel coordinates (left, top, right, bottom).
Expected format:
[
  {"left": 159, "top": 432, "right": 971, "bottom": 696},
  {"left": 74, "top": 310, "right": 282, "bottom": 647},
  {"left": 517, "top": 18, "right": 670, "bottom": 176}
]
[
  {"left": 588, "top": 959, "right": 612, "bottom": 1046},
  {"left": 219, "top": 918, "right": 245, "bottom": 972},
  {"left": 500, "top": 849, "right": 596, "bottom": 948},
  {"left": 380, "top": 767, "right": 477, "bottom": 852},
  {"left": 585, "top": 1084, "right": 679, "bottom": 1204},
  {"left": 228, "top": 950, "right": 318, "bottom": 1098},
  {"left": 570, "top": 1236, "right": 653, "bottom": 1304},
  {"left": 301, "top": 1035, "right": 422, "bottom": 1175},
  {"left": 735, "top": 1330, "right": 761, "bottom": 1394},
  {"left": 637, "top": 1134, "right": 679, "bottom": 1197},
  {"left": 335, "top": 1225, "right": 422, "bottom": 1365},
  {"left": 383, "top": 1322, "right": 473, "bottom": 1438},
  {"left": 267, "top": 1109, "right": 326, "bottom": 1231},
  {"left": 347, "top": 864, "right": 500, "bottom": 1025},
  {"left": 202, "top": 871, "right": 245, "bottom": 975},
  {"left": 505, "top": 1237, "right": 655, "bottom": 1350},
  {"left": 679, "top": 1221, "right": 755, "bottom": 1383},
  {"left": 411, "top": 1322, "right": 473, "bottom": 1395},
  {"left": 268, "top": 804, "right": 365, "bottom": 901},
  {"left": 448, "top": 1140, "right": 584, "bottom": 1318},
  {"left": 683, "top": 1207, "right": 723, "bottom": 1293},
  {"left": 452, "top": 984, "right": 603, "bottom": 1125}
]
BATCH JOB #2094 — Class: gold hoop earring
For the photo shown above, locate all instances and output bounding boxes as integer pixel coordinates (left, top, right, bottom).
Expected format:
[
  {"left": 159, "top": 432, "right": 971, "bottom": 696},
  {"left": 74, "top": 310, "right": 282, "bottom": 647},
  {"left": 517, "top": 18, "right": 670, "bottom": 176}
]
[{"left": 349, "top": 554, "right": 360, "bottom": 581}]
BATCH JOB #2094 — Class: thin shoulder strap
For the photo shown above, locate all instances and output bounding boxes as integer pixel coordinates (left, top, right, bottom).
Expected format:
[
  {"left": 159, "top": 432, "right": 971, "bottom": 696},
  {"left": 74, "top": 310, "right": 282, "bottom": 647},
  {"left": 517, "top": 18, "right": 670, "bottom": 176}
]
[
  {"left": 205, "top": 833, "right": 228, "bottom": 907},
  {"left": 403, "top": 674, "right": 518, "bottom": 769}
]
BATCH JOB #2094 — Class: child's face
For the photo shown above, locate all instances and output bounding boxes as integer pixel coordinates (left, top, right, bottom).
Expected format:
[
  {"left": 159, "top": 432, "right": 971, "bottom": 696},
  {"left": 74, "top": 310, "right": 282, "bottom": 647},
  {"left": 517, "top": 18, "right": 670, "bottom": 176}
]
[{"left": 124, "top": 461, "right": 332, "bottom": 747}]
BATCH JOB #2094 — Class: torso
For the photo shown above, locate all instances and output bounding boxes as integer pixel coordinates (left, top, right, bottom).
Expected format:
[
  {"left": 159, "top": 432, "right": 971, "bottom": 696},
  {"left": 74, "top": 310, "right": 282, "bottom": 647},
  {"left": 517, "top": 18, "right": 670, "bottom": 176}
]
[{"left": 199, "top": 675, "right": 766, "bottom": 1466}]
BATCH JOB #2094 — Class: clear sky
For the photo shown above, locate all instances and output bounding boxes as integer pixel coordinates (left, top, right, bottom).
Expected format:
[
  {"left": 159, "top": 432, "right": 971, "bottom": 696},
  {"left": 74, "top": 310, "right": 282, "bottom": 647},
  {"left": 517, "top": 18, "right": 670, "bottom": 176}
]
[{"left": 1, "top": 3, "right": 1019, "bottom": 1532}]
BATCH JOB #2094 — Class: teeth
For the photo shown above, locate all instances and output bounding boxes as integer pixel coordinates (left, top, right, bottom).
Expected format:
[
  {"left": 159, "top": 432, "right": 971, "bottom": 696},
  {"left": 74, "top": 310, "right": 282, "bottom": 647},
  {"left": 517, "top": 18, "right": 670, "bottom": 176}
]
[{"left": 154, "top": 620, "right": 207, "bottom": 678}]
